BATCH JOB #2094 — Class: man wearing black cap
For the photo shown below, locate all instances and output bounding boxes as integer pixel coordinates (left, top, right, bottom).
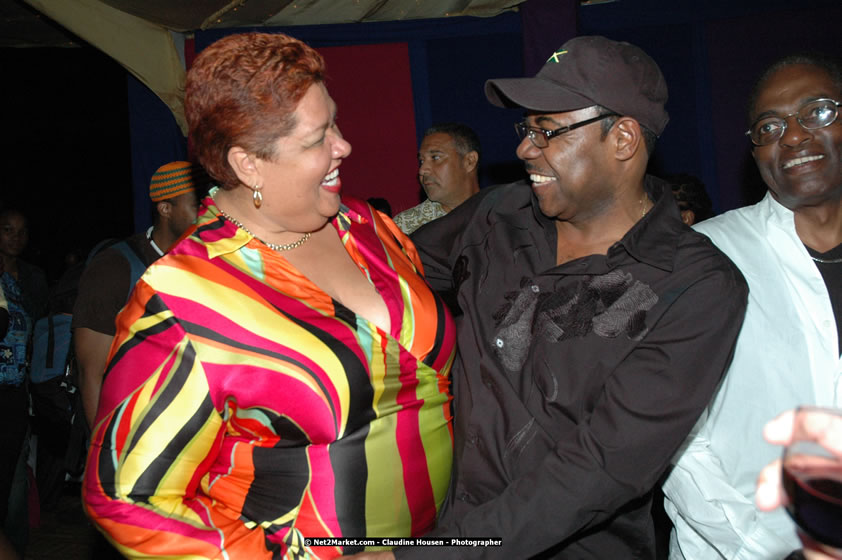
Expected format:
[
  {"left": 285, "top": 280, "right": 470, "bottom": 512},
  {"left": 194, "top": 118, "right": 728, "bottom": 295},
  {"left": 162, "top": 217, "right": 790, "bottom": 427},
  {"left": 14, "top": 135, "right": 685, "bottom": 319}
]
[{"left": 349, "top": 36, "right": 748, "bottom": 560}]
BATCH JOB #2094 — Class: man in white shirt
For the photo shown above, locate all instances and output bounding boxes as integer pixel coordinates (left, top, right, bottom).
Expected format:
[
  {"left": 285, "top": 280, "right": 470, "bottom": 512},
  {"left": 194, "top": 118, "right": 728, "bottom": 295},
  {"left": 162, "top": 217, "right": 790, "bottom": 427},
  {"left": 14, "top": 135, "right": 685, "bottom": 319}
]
[{"left": 663, "top": 54, "right": 842, "bottom": 559}]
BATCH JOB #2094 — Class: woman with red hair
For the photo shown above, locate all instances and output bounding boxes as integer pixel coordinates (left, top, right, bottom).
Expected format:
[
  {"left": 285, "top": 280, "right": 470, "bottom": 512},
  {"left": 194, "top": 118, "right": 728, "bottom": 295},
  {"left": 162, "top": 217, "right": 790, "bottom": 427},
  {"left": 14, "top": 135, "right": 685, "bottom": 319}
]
[{"left": 83, "top": 33, "right": 456, "bottom": 559}]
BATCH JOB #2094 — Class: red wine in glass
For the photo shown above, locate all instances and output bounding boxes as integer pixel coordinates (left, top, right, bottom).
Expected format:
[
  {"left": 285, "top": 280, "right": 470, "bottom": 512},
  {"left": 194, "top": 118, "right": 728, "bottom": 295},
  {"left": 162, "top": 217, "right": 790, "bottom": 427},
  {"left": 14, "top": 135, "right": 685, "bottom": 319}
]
[{"left": 782, "top": 461, "right": 842, "bottom": 552}]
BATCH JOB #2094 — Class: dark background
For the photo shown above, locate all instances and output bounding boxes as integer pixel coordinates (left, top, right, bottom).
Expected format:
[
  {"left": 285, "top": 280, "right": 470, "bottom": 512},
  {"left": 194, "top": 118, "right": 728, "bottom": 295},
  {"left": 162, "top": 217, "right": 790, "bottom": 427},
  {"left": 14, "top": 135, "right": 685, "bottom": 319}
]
[{"left": 1, "top": 45, "right": 132, "bottom": 282}]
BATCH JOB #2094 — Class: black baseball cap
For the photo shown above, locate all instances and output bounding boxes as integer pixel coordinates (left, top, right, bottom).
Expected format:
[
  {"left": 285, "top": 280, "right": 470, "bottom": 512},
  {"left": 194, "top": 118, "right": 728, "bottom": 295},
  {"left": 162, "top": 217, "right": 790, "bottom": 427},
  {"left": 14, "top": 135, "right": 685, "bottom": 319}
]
[{"left": 485, "top": 35, "right": 669, "bottom": 136}]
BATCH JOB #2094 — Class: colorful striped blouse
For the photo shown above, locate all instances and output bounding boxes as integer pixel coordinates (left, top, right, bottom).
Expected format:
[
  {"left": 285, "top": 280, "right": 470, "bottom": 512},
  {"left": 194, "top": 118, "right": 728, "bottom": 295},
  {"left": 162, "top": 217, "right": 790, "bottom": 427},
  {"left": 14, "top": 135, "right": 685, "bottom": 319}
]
[{"left": 83, "top": 192, "right": 456, "bottom": 559}]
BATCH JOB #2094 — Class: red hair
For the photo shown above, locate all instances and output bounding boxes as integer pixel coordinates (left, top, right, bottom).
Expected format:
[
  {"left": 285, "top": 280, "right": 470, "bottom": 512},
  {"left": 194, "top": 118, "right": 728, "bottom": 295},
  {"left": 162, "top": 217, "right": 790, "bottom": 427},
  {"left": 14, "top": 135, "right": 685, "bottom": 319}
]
[{"left": 185, "top": 33, "right": 325, "bottom": 189}]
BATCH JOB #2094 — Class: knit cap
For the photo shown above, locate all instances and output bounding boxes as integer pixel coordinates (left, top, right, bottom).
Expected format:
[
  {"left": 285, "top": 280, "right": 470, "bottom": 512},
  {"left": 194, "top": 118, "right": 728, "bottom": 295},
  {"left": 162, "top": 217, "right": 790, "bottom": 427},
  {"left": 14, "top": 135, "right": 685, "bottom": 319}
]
[{"left": 149, "top": 161, "right": 204, "bottom": 201}]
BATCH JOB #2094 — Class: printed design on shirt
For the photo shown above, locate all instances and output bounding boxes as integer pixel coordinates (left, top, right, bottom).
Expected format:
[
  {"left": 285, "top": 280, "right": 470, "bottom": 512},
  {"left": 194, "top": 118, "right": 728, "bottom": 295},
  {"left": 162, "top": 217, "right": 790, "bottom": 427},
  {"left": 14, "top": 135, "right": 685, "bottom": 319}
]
[
  {"left": 393, "top": 199, "right": 447, "bottom": 235},
  {"left": 0, "top": 275, "right": 32, "bottom": 385},
  {"left": 492, "top": 271, "right": 658, "bottom": 372},
  {"left": 83, "top": 197, "right": 457, "bottom": 559}
]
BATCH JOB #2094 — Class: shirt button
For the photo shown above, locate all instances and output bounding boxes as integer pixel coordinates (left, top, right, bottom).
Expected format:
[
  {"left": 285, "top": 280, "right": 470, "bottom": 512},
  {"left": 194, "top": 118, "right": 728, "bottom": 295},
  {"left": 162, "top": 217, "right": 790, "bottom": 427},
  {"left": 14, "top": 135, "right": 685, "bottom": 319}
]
[
  {"left": 495, "top": 338, "right": 504, "bottom": 348},
  {"left": 458, "top": 491, "right": 470, "bottom": 502},
  {"left": 467, "top": 432, "right": 478, "bottom": 446},
  {"left": 531, "top": 284, "right": 540, "bottom": 293}
]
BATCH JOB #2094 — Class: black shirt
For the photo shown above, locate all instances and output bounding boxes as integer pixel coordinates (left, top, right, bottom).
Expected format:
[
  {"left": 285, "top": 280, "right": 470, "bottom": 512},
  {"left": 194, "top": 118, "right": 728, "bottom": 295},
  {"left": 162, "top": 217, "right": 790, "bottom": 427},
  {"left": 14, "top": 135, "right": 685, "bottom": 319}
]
[
  {"left": 402, "top": 176, "right": 748, "bottom": 559},
  {"left": 73, "top": 232, "right": 160, "bottom": 336},
  {"left": 806, "top": 242, "right": 842, "bottom": 354}
]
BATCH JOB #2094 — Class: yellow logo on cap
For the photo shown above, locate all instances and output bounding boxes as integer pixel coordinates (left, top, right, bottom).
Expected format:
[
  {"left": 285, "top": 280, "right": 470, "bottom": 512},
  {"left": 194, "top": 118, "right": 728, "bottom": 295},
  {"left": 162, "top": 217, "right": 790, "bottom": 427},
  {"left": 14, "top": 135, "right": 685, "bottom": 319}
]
[{"left": 547, "top": 49, "right": 568, "bottom": 63}]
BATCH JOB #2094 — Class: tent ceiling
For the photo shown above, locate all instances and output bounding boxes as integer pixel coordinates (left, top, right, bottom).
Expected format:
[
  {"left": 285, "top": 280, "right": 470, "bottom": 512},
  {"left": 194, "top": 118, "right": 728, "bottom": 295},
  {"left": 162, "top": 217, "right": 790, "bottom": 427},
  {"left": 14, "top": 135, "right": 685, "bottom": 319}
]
[
  {"left": 101, "top": 0, "right": 527, "bottom": 31},
  {"left": 2, "top": 0, "right": 526, "bottom": 47},
  {"left": 5, "top": 0, "right": 527, "bottom": 133},
  {"left": 1, "top": 0, "right": 78, "bottom": 47}
]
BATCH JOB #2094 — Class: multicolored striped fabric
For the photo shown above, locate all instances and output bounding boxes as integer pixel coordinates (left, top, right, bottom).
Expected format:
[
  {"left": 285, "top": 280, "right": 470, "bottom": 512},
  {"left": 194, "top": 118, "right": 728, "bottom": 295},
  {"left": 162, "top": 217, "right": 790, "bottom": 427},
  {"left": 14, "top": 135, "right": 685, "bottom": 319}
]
[{"left": 83, "top": 191, "right": 456, "bottom": 559}]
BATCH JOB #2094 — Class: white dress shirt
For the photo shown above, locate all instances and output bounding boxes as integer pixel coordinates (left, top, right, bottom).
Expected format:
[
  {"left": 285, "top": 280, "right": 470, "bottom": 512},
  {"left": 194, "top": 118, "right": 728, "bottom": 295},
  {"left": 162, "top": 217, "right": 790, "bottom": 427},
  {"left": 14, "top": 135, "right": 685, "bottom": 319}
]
[{"left": 663, "top": 192, "right": 842, "bottom": 559}]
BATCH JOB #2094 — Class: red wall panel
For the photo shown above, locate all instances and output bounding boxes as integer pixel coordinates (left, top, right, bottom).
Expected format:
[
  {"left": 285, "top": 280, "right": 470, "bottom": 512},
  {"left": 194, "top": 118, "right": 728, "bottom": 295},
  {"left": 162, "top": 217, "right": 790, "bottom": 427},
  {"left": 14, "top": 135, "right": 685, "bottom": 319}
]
[{"left": 319, "top": 43, "right": 420, "bottom": 214}]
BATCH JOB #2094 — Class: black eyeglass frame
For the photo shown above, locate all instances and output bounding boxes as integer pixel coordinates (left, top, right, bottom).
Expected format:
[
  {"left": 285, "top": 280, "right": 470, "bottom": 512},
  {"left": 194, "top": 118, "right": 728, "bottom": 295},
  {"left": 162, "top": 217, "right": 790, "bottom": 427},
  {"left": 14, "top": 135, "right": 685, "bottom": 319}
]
[
  {"left": 515, "top": 113, "right": 619, "bottom": 148},
  {"left": 745, "top": 98, "right": 842, "bottom": 146}
]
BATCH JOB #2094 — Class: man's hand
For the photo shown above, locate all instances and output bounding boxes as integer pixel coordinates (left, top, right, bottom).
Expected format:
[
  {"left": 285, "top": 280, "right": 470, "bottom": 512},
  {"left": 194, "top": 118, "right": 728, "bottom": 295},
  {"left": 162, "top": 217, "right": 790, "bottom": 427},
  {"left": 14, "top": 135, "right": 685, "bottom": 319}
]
[{"left": 756, "top": 409, "right": 842, "bottom": 560}]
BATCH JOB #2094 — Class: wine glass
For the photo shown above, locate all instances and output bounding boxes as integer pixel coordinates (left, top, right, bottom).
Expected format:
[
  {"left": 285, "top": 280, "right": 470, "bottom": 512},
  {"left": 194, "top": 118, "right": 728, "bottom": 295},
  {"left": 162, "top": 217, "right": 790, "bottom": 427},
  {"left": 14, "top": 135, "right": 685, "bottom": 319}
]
[{"left": 781, "top": 406, "right": 842, "bottom": 559}]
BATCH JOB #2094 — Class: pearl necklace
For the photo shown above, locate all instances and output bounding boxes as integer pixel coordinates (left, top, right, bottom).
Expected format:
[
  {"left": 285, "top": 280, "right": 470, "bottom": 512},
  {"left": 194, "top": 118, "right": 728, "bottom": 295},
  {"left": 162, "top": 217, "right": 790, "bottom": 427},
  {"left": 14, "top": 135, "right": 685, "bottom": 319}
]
[{"left": 212, "top": 193, "right": 311, "bottom": 252}]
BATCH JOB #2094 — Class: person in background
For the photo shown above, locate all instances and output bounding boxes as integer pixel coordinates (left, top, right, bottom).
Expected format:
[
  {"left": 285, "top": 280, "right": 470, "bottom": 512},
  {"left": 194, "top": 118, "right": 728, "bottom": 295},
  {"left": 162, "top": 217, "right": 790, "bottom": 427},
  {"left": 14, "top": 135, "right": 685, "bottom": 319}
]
[
  {"left": 0, "top": 261, "right": 7, "bottom": 340},
  {"left": 0, "top": 208, "right": 48, "bottom": 556},
  {"left": 663, "top": 53, "right": 842, "bottom": 559},
  {"left": 0, "top": 261, "right": 10, "bottom": 541},
  {"left": 393, "top": 123, "right": 481, "bottom": 234},
  {"left": 664, "top": 173, "right": 714, "bottom": 226},
  {"left": 0, "top": 209, "right": 48, "bottom": 321},
  {"left": 756, "top": 408, "right": 842, "bottom": 560},
  {"left": 355, "top": 35, "right": 747, "bottom": 560},
  {"left": 83, "top": 32, "right": 456, "bottom": 559},
  {"left": 73, "top": 161, "right": 202, "bottom": 428}
]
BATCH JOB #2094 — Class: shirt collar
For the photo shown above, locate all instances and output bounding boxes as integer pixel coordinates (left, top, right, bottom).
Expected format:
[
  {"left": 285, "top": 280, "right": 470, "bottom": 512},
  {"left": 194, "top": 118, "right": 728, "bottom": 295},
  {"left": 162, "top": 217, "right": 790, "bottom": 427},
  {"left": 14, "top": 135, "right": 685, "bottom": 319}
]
[
  {"left": 613, "top": 175, "right": 684, "bottom": 272},
  {"left": 529, "top": 174, "right": 684, "bottom": 272},
  {"left": 758, "top": 190, "right": 796, "bottom": 231}
]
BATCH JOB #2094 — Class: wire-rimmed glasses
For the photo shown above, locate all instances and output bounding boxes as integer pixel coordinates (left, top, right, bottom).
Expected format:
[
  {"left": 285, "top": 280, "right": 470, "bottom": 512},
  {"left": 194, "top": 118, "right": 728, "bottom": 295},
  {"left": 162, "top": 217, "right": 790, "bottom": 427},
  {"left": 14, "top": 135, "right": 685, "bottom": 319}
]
[{"left": 746, "top": 98, "right": 841, "bottom": 146}]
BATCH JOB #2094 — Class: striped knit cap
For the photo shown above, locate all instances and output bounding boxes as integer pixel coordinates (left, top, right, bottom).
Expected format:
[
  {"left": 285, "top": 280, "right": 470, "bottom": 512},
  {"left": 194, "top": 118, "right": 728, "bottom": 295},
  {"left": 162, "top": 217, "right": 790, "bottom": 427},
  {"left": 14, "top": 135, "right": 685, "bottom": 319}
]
[{"left": 149, "top": 161, "right": 203, "bottom": 201}]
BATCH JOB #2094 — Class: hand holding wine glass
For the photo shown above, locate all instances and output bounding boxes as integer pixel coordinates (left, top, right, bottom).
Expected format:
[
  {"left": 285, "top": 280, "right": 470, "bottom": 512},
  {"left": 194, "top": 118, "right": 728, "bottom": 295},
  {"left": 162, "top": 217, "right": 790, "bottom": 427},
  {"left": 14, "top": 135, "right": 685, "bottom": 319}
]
[{"left": 756, "top": 407, "right": 842, "bottom": 560}]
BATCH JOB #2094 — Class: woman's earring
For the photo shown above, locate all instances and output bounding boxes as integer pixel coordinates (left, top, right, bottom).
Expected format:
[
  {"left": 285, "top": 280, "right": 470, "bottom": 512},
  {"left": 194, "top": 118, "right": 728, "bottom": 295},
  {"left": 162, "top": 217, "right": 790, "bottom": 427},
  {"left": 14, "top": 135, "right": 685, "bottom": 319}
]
[{"left": 253, "top": 184, "right": 263, "bottom": 208}]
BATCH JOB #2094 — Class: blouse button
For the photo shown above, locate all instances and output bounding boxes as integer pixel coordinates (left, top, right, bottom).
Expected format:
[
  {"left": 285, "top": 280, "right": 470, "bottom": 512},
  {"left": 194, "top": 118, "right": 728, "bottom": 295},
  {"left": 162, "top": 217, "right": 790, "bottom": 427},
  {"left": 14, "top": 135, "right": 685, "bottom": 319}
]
[
  {"left": 495, "top": 338, "right": 504, "bottom": 348},
  {"left": 531, "top": 284, "right": 540, "bottom": 293}
]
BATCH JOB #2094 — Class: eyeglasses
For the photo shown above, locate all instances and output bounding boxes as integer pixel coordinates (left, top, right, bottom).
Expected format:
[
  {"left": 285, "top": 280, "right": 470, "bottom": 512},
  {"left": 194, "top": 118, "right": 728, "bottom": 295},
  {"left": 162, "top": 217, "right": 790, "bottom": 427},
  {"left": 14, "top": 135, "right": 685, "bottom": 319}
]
[
  {"left": 515, "top": 113, "right": 619, "bottom": 149},
  {"left": 746, "top": 98, "right": 841, "bottom": 146}
]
